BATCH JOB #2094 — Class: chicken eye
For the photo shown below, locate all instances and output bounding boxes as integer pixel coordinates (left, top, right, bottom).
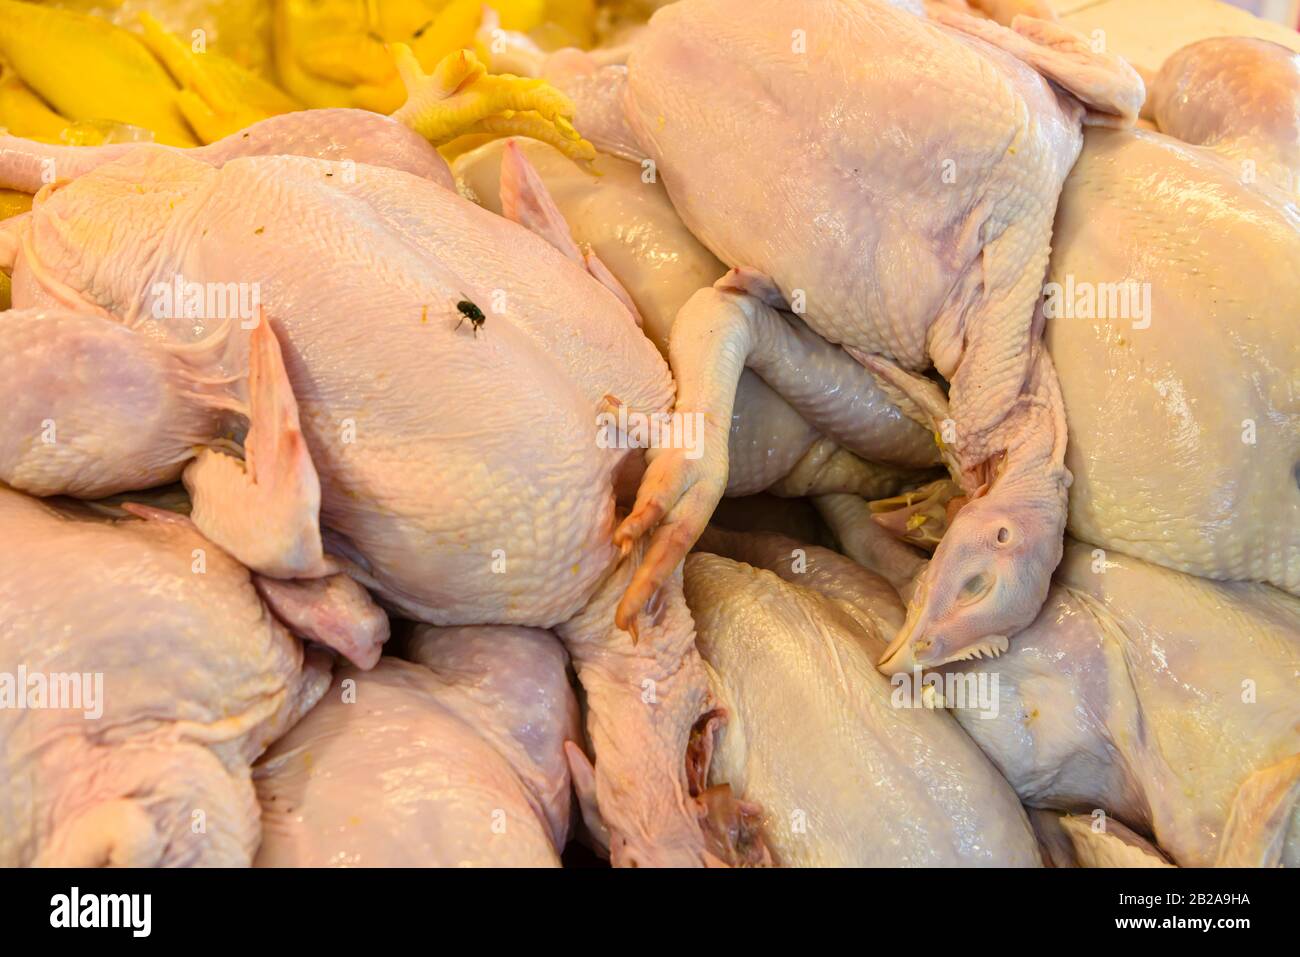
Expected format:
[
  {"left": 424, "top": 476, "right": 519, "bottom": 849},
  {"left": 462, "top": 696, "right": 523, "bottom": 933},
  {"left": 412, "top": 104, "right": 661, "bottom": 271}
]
[
  {"left": 958, "top": 572, "right": 992, "bottom": 604},
  {"left": 996, "top": 526, "right": 1013, "bottom": 545}
]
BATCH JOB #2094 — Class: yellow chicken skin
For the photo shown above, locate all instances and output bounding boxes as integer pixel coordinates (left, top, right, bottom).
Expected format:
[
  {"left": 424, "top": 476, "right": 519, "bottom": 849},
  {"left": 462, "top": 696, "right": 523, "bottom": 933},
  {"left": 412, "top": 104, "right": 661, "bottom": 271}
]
[
  {"left": 275, "top": 0, "right": 488, "bottom": 111},
  {"left": 0, "top": 3, "right": 299, "bottom": 145},
  {"left": 41, "top": 0, "right": 276, "bottom": 77},
  {"left": 0, "top": 189, "right": 32, "bottom": 220},
  {"left": 0, "top": 0, "right": 196, "bottom": 144},
  {"left": 137, "top": 11, "right": 302, "bottom": 142},
  {"left": 273, "top": 0, "right": 592, "bottom": 112},
  {"left": 0, "top": 0, "right": 592, "bottom": 159},
  {"left": 534, "top": 0, "right": 595, "bottom": 49},
  {"left": 0, "top": 68, "right": 69, "bottom": 141},
  {"left": 0, "top": 187, "right": 26, "bottom": 307}
]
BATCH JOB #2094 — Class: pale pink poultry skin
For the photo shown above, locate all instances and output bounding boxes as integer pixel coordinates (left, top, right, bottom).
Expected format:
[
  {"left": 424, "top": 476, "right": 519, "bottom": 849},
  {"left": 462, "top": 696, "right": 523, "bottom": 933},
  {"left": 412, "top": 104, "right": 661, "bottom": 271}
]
[
  {"left": 255, "top": 626, "right": 579, "bottom": 867},
  {"left": 556, "top": 535, "right": 769, "bottom": 867},
  {"left": 0, "top": 307, "right": 391, "bottom": 667},
  {"left": 452, "top": 136, "right": 942, "bottom": 503},
  {"left": 686, "top": 528, "right": 1042, "bottom": 866},
  {"left": 580, "top": 0, "right": 1143, "bottom": 672},
  {"left": 1047, "top": 37, "right": 1300, "bottom": 597},
  {"left": 0, "top": 119, "right": 736, "bottom": 864},
  {"left": 0, "top": 307, "right": 232, "bottom": 499},
  {"left": 944, "top": 541, "right": 1300, "bottom": 867},
  {"left": 0, "top": 486, "right": 330, "bottom": 866},
  {"left": 1148, "top": 37, "right": 1300, "bottom": 197},
  {"left": 0, "top": 144, "right": 670, "bottom": 628},
  {"left": 0, "top": 108, "right": 454, "bottom": 195}
]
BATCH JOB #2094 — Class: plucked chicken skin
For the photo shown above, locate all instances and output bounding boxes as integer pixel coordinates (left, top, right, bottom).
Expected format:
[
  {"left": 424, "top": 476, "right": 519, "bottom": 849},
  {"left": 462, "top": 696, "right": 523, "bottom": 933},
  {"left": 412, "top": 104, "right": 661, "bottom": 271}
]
[
  {"left": 0, "top": 89, "right": 755, "bottom": 861},
  {"left": 1046, "top": 36, "right": 1300, "bottom": 595},
  {"left": 254, "top": 626, "right": 579, "bottom": 867},
  {"left": 686, "top": 530, "right": 1041, "bottom": 866},
  {"left": 579, "top": 0, "right": 1143, "bottom": 673},
  {"left": 453, "top": 135, "right": 936, "bottom": 502},
  {"left": 0, "top": 0, "right": 1297, "bottom": 874},
  {"left": 0, "top": 138, "right": 667, "bottom": 628},
  {"left": 946, "top": 540, "right": 1300, "bottom": 867},
  {"left": 0, "top": 485, "right": 329, "bottom": 866}
]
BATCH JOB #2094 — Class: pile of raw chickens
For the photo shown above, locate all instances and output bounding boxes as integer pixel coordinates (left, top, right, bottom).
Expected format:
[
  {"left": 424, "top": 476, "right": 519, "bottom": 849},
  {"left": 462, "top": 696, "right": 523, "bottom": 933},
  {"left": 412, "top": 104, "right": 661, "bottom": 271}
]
[{"left": 0, "top": 0, "right": 1297, "bottom": 868}]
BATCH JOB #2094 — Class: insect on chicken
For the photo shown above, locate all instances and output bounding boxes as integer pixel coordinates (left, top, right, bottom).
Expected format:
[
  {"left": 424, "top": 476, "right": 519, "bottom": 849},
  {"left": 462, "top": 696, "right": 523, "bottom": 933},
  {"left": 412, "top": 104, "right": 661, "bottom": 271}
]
[{"left": 456, "top": 298, "right": 486, "bottom": 337}]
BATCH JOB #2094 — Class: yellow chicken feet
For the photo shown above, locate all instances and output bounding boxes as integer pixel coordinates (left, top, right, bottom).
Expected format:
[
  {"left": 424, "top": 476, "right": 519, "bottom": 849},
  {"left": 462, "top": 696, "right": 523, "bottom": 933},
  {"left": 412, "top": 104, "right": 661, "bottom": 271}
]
[{"left": 388, "top": 43, "right": 594, "bottom": 160}]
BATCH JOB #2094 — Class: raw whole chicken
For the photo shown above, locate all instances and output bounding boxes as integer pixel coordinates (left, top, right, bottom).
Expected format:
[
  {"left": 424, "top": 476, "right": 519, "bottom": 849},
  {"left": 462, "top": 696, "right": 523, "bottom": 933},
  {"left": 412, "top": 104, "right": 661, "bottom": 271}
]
[
  {"left": 573, "top": 0, "right": 1144, "bottom": 674},
  {"left": 685, "top": 528, "right": 1041, "bottom": 866},
  {"left": 1046, "top": 37, "right": 1300, "bottom": 595},
  {"left": 0, "top": 84, "right": 735, "bottom": 864},
  {"left": 0, "top": 485, "right": 329, "bottom": 866},
  {"left": 0, "top": 143, "right": 667, "bottom": 621},
  {"left": 945, "top": 540, "right": 1300, "bottom": 867},
  {"left": 1, "top": 0, "right": 1294, "bottom": 877},
  {"left": 254, "top": 626, "right": 578, "bottom": 866}
]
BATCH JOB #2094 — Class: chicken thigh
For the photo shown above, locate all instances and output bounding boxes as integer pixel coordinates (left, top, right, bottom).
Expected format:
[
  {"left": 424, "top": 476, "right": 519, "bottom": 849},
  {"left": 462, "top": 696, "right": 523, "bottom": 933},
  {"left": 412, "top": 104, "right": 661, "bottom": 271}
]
[
  {"left": 593, "top": 0, "right": 1144, "bottom": 671},
  {"left": 254, "top": 626, "right": 578, "bottom": 867},
  {"left": 685, "top": 529, "right": 1040, "bottom": 866},
  {"left": 945, "top": 540, "right": 1300, "bottom": 867},
  {"left": 0, "top": 485, "right": 329, "bottom": 866}
]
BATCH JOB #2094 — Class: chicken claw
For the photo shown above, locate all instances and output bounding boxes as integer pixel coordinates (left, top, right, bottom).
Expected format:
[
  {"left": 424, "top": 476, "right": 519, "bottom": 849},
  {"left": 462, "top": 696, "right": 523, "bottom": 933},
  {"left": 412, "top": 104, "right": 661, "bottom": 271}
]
[
  {"left": 389, "top": 43, "right": 594, "bottom": 161},
  {"left": 614, "top": 441, "right": 726, "bottom": 632}
]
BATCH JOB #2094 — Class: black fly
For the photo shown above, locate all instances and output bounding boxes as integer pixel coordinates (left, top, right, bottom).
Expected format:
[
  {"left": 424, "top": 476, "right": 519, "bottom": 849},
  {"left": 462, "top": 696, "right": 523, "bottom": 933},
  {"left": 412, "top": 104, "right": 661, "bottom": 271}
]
[{"left": 455, "top": 298, "right": 486, "bottom": 338}]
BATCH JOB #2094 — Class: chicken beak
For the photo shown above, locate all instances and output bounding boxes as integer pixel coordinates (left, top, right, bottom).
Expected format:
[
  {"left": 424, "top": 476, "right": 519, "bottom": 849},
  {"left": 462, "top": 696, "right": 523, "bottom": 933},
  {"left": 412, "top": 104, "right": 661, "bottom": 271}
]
[
  {"left": 878, "top": 577, "right": 931, "bottom": 676},
  {"left": 878, "top": 618, "right": 923, "bottom": 675}
]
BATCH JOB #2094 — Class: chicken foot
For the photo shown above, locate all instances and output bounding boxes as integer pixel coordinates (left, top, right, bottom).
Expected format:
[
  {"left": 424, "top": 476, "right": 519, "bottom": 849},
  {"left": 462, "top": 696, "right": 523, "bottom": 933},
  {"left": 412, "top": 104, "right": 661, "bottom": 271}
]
[{"left": 613, "top": 280, "right": 937, "bottom": 631}]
